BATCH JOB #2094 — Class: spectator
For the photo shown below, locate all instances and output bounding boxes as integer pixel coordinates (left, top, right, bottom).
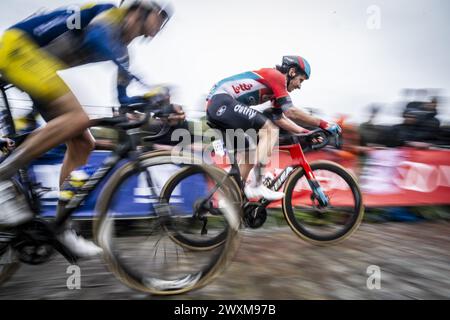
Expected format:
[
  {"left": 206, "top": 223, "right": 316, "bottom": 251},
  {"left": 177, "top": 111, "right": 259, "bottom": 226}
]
[
  {"left": 390, "top": 96, "right": 441, "bottom": 146},
  {"left": 359, "top": 104, "right": 382, "bottom": 146}
]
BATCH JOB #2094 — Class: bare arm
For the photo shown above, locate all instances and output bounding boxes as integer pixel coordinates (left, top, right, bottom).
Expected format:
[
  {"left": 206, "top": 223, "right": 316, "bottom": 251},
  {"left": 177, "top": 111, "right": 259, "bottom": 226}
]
[
  {"left": 284, "top": 107, "right": 324, "bottom": 128},
  {"left": 273, "top": 113, "right": 310, "bottom": 134}
]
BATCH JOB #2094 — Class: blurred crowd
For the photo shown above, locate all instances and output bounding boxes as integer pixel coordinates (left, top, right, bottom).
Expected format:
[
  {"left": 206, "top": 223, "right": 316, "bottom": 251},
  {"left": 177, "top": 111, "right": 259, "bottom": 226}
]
[
  {"left": 359, "top": 90, "right": 450, "bottom": 148},
  {"left": 4, "top": 88, "right": 450, "bottom": 155}
]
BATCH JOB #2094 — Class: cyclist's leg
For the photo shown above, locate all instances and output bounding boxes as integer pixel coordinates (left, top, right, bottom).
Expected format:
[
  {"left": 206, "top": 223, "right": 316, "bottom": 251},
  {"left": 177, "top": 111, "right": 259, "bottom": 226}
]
[
  {"left": 35, "top": 100, "right": 96, "bottom": 186},
  {"left": 0, "top": 93, "right": 91, "bottom": 180},
  {"left": 253, "top": 121, "right": 279, "bottom": 180},
  {"left": 0, "top": 31, "right": 103, "bottom": 253},
  {"left": 0, "top": 29, "right": 91, "bottom": 179},
  {"left": 237, "top": 150, "right": 254, "bottom": 182},
  {"left": 239, "top": 120, "right": 279, "bottom": 182},
  {"left": 207, "top": 94, "right": 282, "bottom": 199},
  {"left": 6, "top": 96, "right": 102, "bottom": 255},
  {"left": 59, "top": 131, "right": 96, "bottom": 186},
  {"left": 37, "top": 101, "right": 97, "bottom": 225},
  {"left": 243, "top": 119, "right": 284, "bottom": 200},
  {"left": 206, "top": 94, "right": 279, "bottom": 181}
]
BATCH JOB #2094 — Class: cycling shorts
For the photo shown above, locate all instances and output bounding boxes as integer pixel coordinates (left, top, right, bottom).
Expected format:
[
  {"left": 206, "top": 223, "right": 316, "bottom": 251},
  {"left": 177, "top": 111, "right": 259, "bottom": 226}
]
[
  {"left": 206, "top": 94, "right": 268, "bottom": 132},
  {"left": 0, "top": 29, "right": 69, "bottom": 103}
]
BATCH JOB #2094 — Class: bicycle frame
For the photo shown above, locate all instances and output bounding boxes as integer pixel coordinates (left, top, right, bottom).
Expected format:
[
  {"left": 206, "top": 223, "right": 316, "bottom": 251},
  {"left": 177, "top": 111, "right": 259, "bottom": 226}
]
[
  {"left": 269, "top": 142, "right": 315, "bottom": 191},
  {"left": 55, "top": 144, "right": 131, "bottom": 227},
  {"left": 205, "top": 134, "right": 330, "bottom": 209}
]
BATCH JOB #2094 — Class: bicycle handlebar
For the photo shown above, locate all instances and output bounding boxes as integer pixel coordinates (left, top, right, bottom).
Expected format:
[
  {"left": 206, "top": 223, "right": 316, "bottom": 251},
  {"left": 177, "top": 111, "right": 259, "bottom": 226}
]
[
  {"left": 292, "top": 128, "right": 342, "bottom": 151},
  {"left": 90, "top": 92, "right": 176, "bottom": 145},
  {"left": 91, "top": 91, "right": 173, "bottom": 128}
]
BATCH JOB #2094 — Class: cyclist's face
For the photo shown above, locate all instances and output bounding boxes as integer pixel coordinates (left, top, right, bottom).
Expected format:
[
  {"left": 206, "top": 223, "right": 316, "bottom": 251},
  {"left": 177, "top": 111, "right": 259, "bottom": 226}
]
[
  {"left": 123, "top": 9, "right": 145, "bottom": 41},
  {"left": 287, "top": 73, "right": 307, "bottom": 92},
  {"left": 143, "top": 11, "right": 165, "bottom": 37}
]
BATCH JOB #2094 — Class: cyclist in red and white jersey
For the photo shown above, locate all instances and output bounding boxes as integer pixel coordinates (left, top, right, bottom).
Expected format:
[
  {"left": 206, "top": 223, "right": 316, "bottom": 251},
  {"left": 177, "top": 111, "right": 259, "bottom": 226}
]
[{"left": 206, "top": 56, "right": 341, "bottom": 200}]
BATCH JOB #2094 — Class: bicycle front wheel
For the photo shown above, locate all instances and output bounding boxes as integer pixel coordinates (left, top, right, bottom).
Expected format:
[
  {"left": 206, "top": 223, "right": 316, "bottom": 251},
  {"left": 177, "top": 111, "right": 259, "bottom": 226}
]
[
  {"left": 94, "top": 151, "right": 241, "bottom": 295},
  {"left": 283, "top": 160, "right": 364, "bottom": 245},
  {"left": 160, "top": 165, "right": 241, "bottom": 251}
]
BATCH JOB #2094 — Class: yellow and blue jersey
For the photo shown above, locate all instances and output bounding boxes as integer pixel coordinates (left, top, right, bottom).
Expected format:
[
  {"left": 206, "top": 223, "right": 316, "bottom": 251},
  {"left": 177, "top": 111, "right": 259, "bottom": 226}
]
[
  {"left": 9, "top": 3, "right": 115, "bottom": 47},
  {"left": 0, "top": 3, "right": 142, "bottom": 104}
]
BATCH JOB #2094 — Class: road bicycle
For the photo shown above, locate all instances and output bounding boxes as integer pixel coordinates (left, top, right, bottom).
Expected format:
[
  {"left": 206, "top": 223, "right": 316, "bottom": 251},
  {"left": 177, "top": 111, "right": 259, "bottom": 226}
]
[
  {"left": 0, "top": 79, "right": 241, "bottom": 295},
  {"left": 161, "top": 121, "right": 364, "bottom": 250}
]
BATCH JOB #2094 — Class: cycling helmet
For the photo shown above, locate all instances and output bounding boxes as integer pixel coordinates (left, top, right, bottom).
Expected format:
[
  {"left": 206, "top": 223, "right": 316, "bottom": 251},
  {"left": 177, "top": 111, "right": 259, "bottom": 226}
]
[
  {"left": 120, "top": 0, "right": 174, "bottom": 30},
  {"left": 280, "top": 55, "right": 311, "bottom": 80}
]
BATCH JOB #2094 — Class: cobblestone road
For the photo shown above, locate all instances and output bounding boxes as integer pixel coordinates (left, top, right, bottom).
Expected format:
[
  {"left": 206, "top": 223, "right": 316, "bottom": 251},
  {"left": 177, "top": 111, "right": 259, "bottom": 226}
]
[{"left": 1, "top": 222, "right": 449, "bottom": 299}]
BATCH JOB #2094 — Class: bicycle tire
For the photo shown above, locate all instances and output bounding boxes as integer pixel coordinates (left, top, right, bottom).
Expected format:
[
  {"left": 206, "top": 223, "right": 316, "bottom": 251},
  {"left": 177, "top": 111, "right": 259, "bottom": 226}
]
[
  {"left": 93, "top": 151, "right": 241, "bottom": 295},
  {"left": 160, "top": 165, "right": 241, "bottom": 251},
  {"left": 282, "top": 160, "right": 364, "bottom": 245}
]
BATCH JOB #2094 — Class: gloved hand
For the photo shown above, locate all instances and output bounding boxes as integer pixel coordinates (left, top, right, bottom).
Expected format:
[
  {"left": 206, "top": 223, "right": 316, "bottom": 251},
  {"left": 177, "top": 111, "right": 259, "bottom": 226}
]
[{"left": 319, "top": 120, "right": 342, "bottom": 136}]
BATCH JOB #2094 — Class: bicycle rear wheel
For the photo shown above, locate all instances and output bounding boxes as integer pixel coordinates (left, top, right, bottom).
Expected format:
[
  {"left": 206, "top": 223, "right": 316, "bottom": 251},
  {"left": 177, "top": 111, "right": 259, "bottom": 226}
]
[
  {"left": 283, "top": 161, "right": 364, "bottom": 245},
  {"left": 94, "top": 151, "right": 241, "bottom": 295}
]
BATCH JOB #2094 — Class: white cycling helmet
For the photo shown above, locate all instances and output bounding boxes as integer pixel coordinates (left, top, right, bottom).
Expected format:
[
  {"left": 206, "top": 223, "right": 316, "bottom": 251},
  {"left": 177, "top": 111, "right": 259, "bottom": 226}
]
[{"left": 119, "top": 0, "right": 173, "bottom": 24}]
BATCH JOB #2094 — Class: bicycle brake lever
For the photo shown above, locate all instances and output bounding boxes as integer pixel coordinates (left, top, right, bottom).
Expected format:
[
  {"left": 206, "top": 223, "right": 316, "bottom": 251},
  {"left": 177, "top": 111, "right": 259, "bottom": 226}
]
[{"left": 310, "top": 131, "right": 329, "bottom": 151}]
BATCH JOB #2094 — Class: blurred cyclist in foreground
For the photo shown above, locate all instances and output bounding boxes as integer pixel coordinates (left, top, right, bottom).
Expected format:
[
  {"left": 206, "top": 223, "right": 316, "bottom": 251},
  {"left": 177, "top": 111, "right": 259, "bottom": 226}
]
[{"left": 0, "top": 0, "right": 173, "bottom": 257}]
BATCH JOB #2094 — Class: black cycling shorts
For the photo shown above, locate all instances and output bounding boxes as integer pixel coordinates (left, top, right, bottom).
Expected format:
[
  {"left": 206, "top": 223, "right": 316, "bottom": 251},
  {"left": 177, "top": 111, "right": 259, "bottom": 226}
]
[{"left": 206, "top": 94, "right": 268, "bottom": 131}]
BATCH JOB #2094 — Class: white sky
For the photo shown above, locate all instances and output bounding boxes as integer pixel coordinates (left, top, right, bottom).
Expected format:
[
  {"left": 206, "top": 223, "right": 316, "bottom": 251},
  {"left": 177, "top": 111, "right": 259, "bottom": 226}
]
[{"left": 1, "top": 0, "right": 449, "bottom": 124}]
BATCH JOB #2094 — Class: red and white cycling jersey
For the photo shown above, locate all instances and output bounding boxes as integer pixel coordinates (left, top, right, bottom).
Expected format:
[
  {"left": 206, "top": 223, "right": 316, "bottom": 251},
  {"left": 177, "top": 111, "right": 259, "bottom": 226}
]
[{"left": 207, "top": 68, "right": 293, "bottom": 109}]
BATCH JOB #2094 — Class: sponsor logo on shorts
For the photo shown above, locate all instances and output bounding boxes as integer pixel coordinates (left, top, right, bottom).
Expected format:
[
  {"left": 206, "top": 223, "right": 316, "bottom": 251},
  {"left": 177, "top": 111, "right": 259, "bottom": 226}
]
[
  {"left": 216, "top": 105, "right": 227, "bottom": 116},
  {"left": 234, "top": 104, "right": 258, "bottom": 120}
]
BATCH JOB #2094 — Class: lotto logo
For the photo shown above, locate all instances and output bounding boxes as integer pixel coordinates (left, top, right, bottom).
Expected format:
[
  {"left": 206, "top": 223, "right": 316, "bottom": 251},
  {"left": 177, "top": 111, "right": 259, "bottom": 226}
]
[{"left": 232, "top": 83, "right": 253, "bottom": 94}]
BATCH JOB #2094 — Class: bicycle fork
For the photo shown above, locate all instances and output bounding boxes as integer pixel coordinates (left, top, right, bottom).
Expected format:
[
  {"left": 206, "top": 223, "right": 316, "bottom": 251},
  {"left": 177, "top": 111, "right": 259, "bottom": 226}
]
[{"left": 303, "top": 163, "right": 329, "bottom": 208}]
